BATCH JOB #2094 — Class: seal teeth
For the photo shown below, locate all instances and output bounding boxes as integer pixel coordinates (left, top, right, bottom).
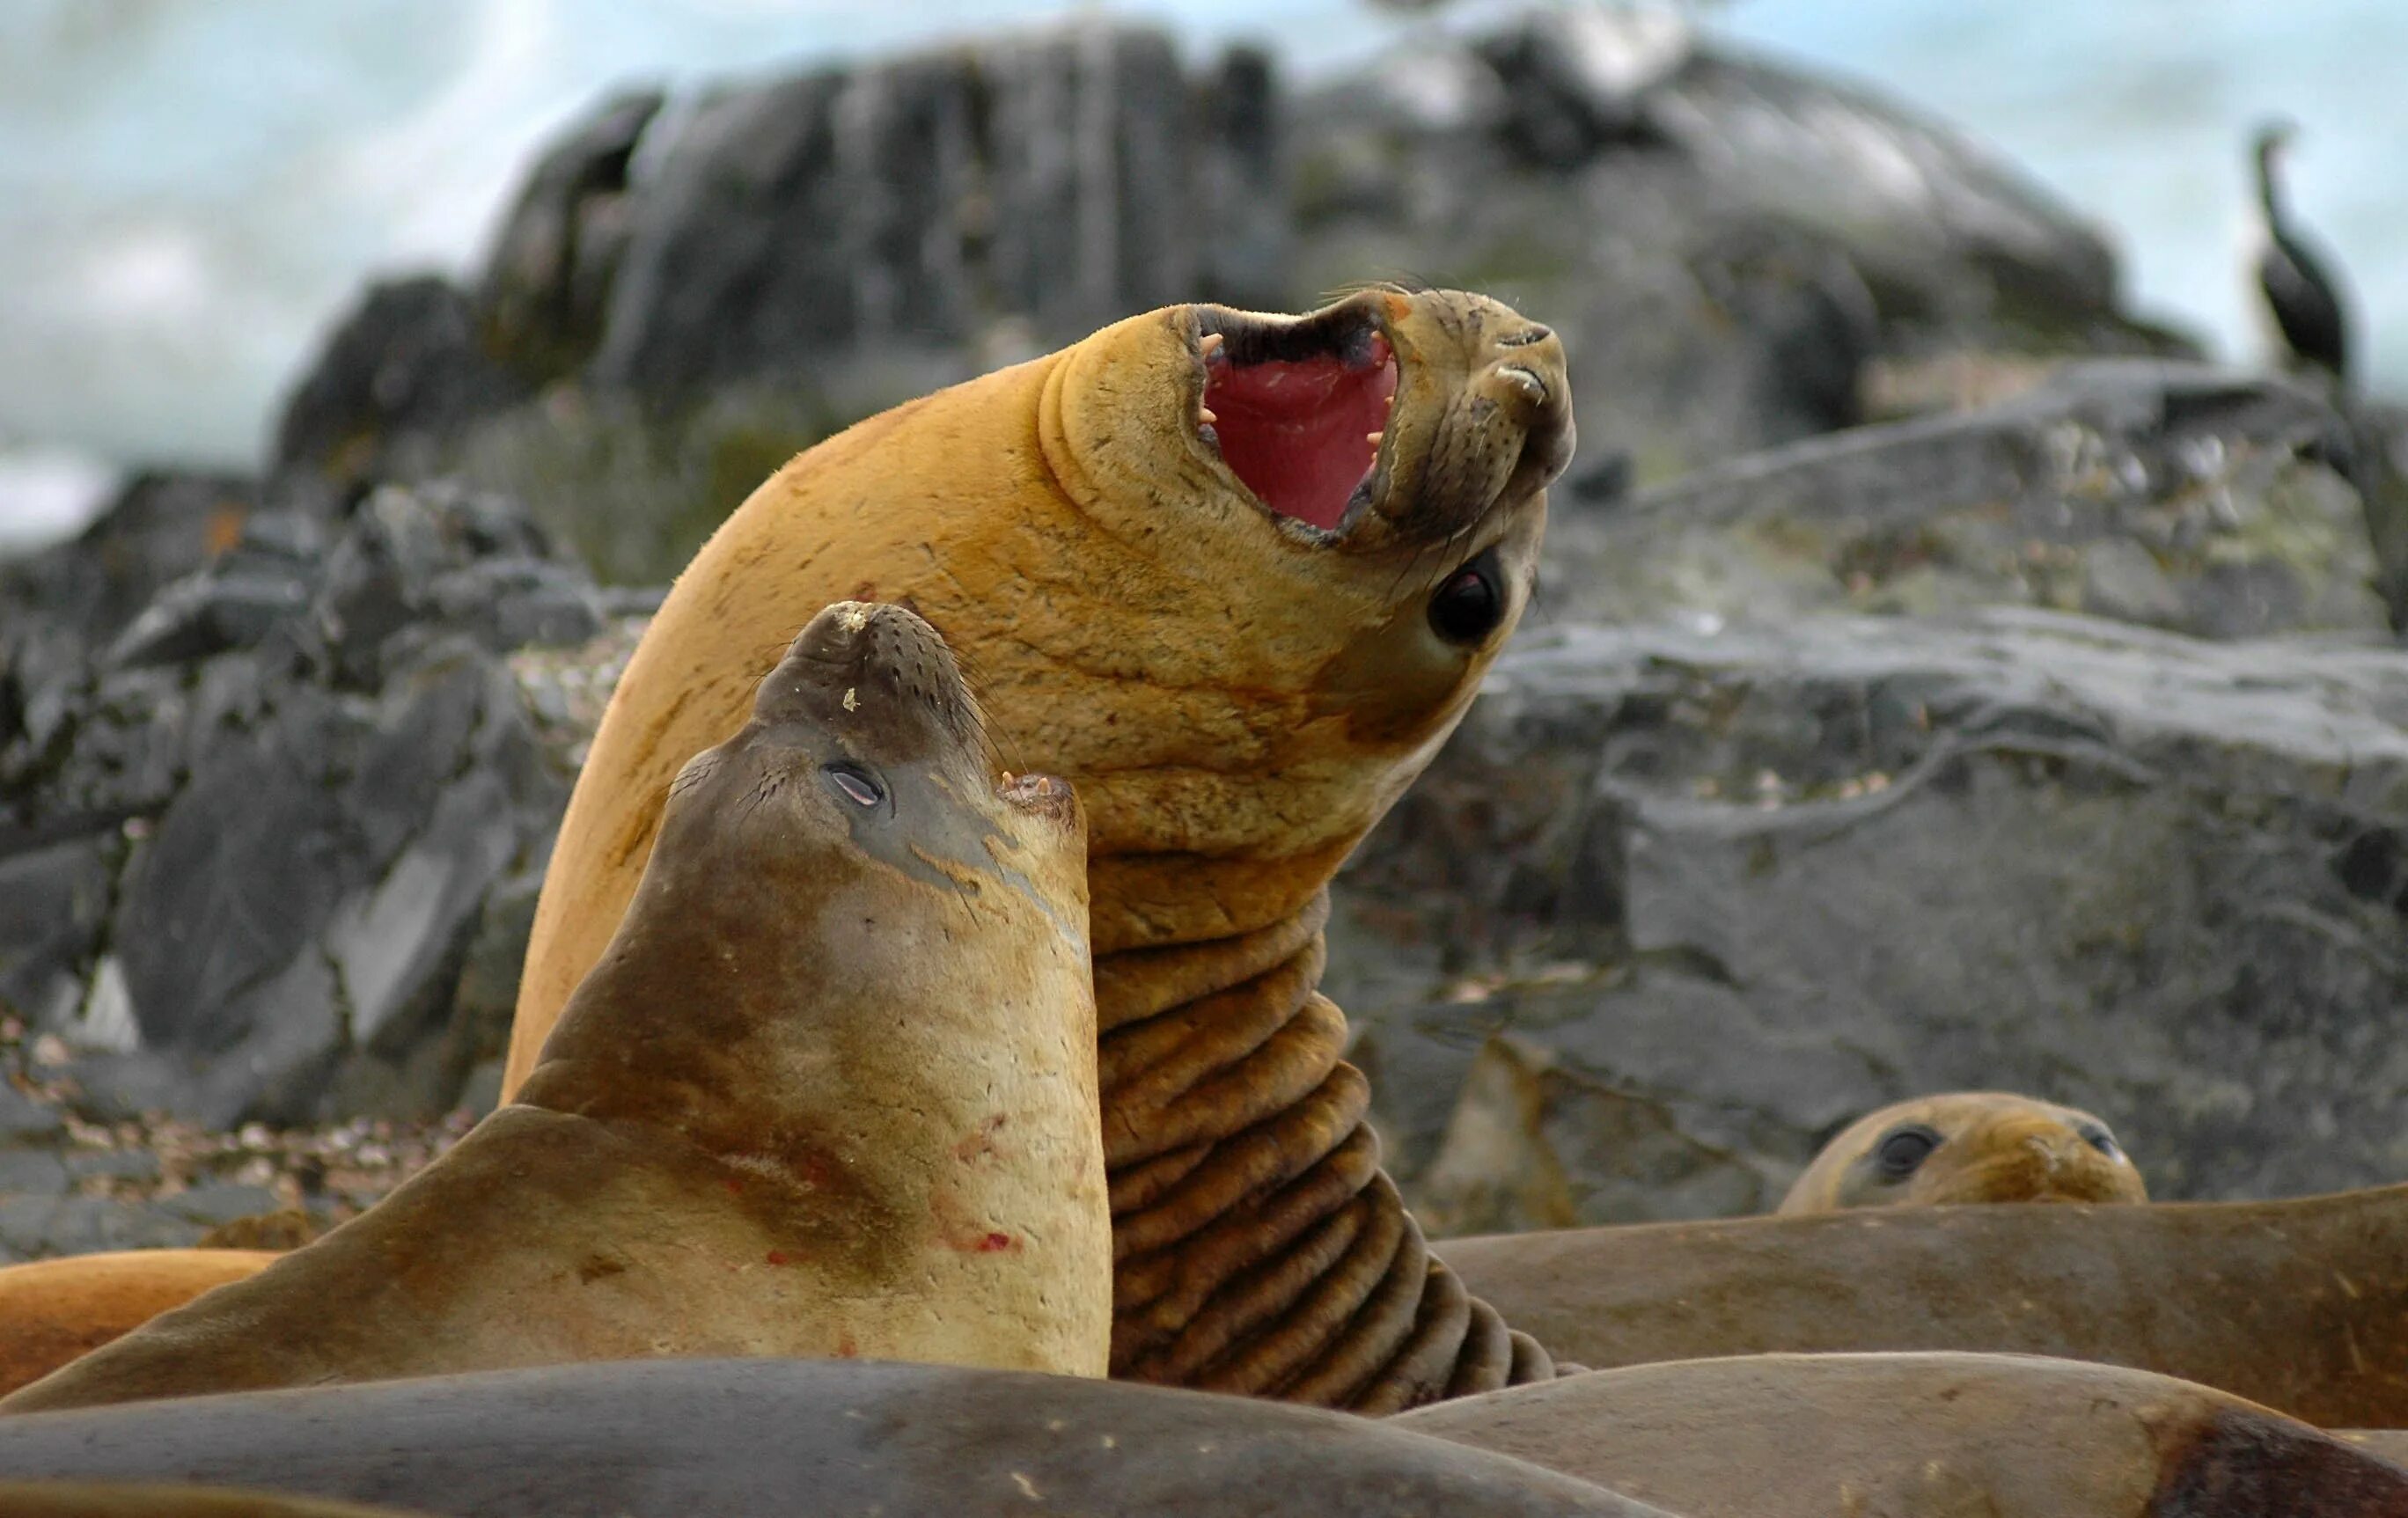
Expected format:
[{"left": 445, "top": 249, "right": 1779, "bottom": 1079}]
[
  {"left": 1365, "top": 431, "right": 1383, "bottom": 447},
  {"left": 1199, "top": 407, "right": 1218, "bottom": 427},
  {"left": 1200, "top": 333, "right": 1226, "bottom": 360}
]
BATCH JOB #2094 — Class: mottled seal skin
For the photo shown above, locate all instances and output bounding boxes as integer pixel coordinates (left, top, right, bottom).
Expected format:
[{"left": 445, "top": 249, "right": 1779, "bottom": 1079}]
[
  {"left": 0, "top": 1252, "right": 282, "bottom": 1399},
  {"left": 1779, "top": 1091, "right": 2147, "bottom": 1214},
  {"left": 504, "top": 290, "right": 1578, "bottom": 1409},
  {"left": 1436, "top": 1182, "right": 2408, "bottom": 1428},
  {"left": 0, "top": 1481, "right": 438, "bottom": 1518},
  {"left": 0, "top": 1359, "right": 1677, "bottom": 1518},
  {"left": 1397, "top": 1352, "right": 2408, "bottom": 1517},
  {"left": 3, "top": 604, "right": 1107, "bottom": 1413}
]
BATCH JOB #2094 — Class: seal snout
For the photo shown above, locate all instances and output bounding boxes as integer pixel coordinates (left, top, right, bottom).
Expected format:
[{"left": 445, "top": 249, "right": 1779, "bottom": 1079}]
[{"left": 758, "top": 600, "right": 983, "bottom": 753}]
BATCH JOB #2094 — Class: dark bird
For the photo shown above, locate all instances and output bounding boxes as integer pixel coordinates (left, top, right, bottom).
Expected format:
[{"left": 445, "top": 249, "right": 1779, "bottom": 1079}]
[{"left": 2249, "top": 119, "right": 2353, "bottom": 388}]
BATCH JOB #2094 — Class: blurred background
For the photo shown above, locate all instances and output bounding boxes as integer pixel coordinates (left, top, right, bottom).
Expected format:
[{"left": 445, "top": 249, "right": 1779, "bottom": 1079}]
[
  {"left": 2, "top": 0, "right": 2400, "bottom": 543},
  {"left": 1, "top": 0, "right": 2404, "bottom": 1253}
]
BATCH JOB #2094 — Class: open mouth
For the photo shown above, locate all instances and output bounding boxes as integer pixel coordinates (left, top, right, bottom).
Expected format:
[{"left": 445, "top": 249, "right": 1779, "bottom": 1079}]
[{"left": 1193, "top": 305, "right": 1399, "bottom": 534}]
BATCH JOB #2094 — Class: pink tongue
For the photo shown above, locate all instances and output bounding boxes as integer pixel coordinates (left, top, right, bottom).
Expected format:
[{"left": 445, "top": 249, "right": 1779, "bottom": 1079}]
[{"left": 1205, "top": 336, "right": 1398, "bottom": 531}]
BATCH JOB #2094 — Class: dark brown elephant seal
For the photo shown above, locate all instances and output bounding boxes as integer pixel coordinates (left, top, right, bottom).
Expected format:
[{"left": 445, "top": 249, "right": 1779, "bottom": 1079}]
[
  {"left": 0, "top": 1359, "right": 1676, "bottom": 1518},
  {"left": 1397, "top": 1352, "right": 2408, "bottom": 1516},
  {"left": 0, "top": 1482, "right": 437, "bottom": 1518},
  {"left": 504, "top": 289, "right": 1579, "bottom": 1409},
  {"left": 1435, "top": 1181, "right": 2408, "bottom": 1427},
  {"left": 4, "top": 603, "right": 1107, "bottom": 1414},
  {"left": 1779, "top": 1092, "right": 2147, "bottom": 1214}
]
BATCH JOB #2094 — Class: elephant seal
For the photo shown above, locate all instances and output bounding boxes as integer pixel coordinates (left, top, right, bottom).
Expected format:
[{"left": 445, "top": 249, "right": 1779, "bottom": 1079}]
[
  {"left": 1779, "top": 1092, "right": 2147, "bottom": 1214},
  {"left": 0, "top": 1482, "right": 436, "bottom": 1517},
  {"left": 505, "top": 289, "right": 1578, "bottom": 1409},
  {"left": 0, "top": 1252, "right": 279, "bottom": 1397},
  {"left": 4, "top": 603, "right": 1107, "bottom": 1413},
  {"left": 1397, "top": 1351, "right": 2408, "bottom": 1516},
  {"left": 1435, "top": 1181, "right": 2408, "bottom": 1427},
  {"left": 0, "top": 1359, "right": 1675, "bottom": 1518}
]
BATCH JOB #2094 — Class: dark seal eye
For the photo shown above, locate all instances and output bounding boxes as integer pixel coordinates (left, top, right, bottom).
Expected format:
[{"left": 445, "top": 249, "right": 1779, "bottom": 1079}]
[
  {"left": 824, "top": 762, "right": 885, "bottom": 808},
  {"left": 2078, "top": 1123, "right": 2124, "bottom": 1162},
  {"left": 1873, "top": 1125, "right": 1941, "bottom": 1180},
  {"left": 1428, "top": 549, "right": 1508, "bottom": 646}
]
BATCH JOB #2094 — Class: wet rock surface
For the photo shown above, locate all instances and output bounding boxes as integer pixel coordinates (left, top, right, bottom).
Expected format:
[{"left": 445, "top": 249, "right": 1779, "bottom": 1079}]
[{"left": 1331, "top": 610, "right": 2408, "bottom": 1230}]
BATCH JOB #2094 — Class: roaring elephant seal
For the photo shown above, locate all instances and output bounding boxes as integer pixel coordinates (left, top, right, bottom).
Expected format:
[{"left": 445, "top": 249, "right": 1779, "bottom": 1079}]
[
  {"left": 4, "top": 603, "right": 1106, "bottom": 1413},
  {"left": 1779, "top": 1092, "right": 2147, "bottom": 1214},
  {"left": 1435, "top": 1181, "right": 2408, "bottom": 1427},
  {"left": 0, "top": 1358, "right": 1675, "bottom": 1518},
  {"left": 505, "top": 289, "right": 1578, "bottom": 1409},
  {"left": 1396, "top": 1351, "right": 2408, "bottom": 1516}
]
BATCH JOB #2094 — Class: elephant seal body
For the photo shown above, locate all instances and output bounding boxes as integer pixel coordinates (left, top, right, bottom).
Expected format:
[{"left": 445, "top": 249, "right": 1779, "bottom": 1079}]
[
  {"left": 507, "top": 290, "right": 1578, "bottom": 1408},
  {"left": 1397, "top": 1351, "right": 2408, "bottom": 1516},
  {"left": 0, "top": 1359, "right": 1674, "bottom": 1518},
  {"left": 1780, "top": 1092, "right": 2146, "bottom": 1214},
  {"left": 4, "top": 604, "right": 1106, "bottom": 1413},
  {"left": 0, "top": 1252, "right": 278, "bottom": 1398},
  {"left": 1436, "top": 1182, "right": 2408, "bottom": 1427}
]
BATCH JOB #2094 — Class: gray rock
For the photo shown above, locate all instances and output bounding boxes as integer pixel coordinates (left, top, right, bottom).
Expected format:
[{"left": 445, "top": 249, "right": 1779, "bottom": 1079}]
[
  {"left": 0, "top": 1193, "right": 208, "bottom": 1260},
  {"left": 4, "top": 485, "right": 586, "bottom": 1126},
  {"left": 1543, "top": 361, "right": 2390, "bottom": 638},
  {"left": 271, "top": 275, "right": 530, "bottom": 495},
  {"left": 158, "top": 1181, "right": 286, "bottom": 1228},
  {"left": 0, "top": 835, "right": 115, "bottom": 1021},
  {"left": 0, "top": 1148, "right": 71, "bottom": 1198},
  {"left": 1331, "top": 609, "right": 2408, "bottom": 1220},
  {"left": 0, "top": 472, "right": 260, "bottom": 700},
  {"left": 0, "top": 1082, "right": 63, "bottom": 1141},
  {"left": 1285, "top": 11, "right": 2191, "bottom": 489},
  {"left": 62, "top": 1147, "right": 162, "bottom": 1184},
  {"left": 477, "top": 88, "right": 664, "bottom": 385}
]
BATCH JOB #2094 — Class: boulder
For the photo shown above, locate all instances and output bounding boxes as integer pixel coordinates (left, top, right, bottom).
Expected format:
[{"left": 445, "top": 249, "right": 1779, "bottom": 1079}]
[
  {"left": 1285, "top": 7, "right": 2192, "bottom": 488},
  {"left": 1330, "top": 609, "right": 2408, "bottom": 1227},
  {"left": 0, "top": 484, "right": 612, "bottom": 1127},
  {"left": 288, "top": 10, "right": 2195, "bottom": 583},
  {"left": 1545, "top": 361, "right": 2391, "bottom": 639}
]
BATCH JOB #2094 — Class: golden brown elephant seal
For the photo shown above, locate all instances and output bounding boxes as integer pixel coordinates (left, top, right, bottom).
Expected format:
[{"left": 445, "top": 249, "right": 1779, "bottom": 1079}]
[
  {"left": 505, "top": 289, "right": 1577, "bottom": 1411},
  {"left": 1779, "top": 1092, "right": 2147, "bottom": 1214},
  {"left": 1435, "top": 1180, "right": 2408, "bottom": 1428},
  {"left": 4, "top": 603, "right": 1106, "bottom": 1414},
  {"left": 0, "top": 1252, "right": 280, "bottom": 1398},
  {"left": 1395, "top": 1351, "right": 2408, "bottom": 1516}
]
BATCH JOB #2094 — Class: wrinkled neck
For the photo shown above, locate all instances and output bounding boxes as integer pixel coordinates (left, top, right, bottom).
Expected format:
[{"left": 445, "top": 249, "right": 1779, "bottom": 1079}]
[{"left": 1093, "top": 891, "right": 1332, "bottom": 1029}]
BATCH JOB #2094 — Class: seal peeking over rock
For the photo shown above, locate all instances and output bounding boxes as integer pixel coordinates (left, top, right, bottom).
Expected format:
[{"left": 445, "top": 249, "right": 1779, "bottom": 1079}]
[
  {"left": 504, "top": 289, "right": 1576, "bottom": 1409},
  {"left": 3, "top": 602, "right": 1107, "bottom": 1413},
  {"left": 1778, "top": 1091, "right": 2147, "bottom": 1214}
]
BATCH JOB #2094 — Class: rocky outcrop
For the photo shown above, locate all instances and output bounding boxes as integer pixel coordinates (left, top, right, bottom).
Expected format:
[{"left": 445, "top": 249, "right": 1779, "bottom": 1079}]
[
  {"left": 0, "top": 480, "right": 636, "bottom": 1129},
  {"left": 1545, "top": 361, "right": 2392, "bottom": 638},
  {"left": 1329, "top": 610, "right": 2408, "bottom": 1228},
  {"left": 258, "top": 9, "right": 2191, "bottom": 583}
]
